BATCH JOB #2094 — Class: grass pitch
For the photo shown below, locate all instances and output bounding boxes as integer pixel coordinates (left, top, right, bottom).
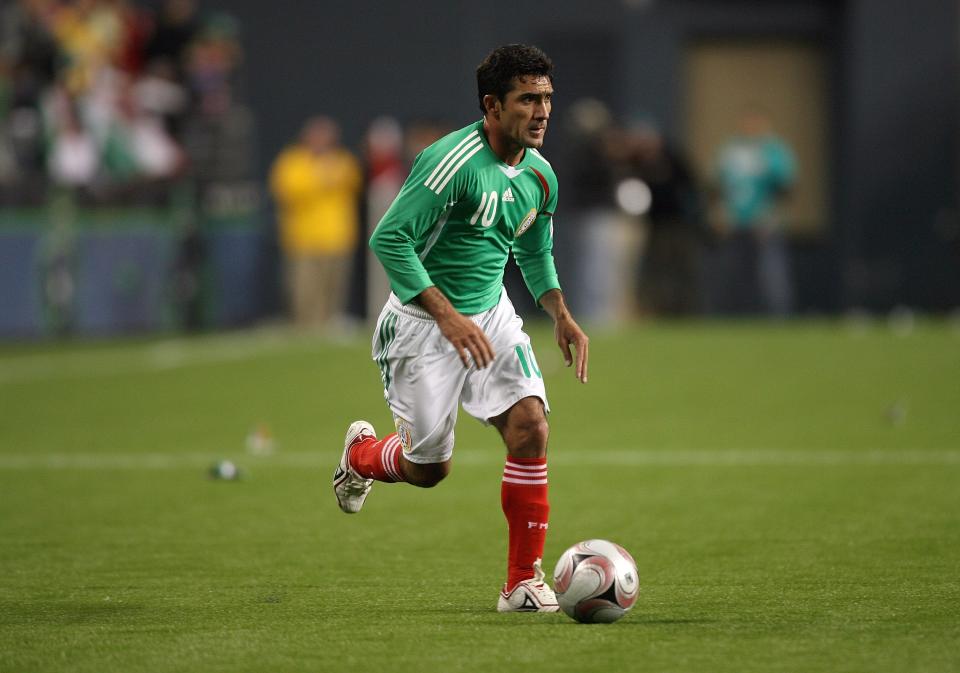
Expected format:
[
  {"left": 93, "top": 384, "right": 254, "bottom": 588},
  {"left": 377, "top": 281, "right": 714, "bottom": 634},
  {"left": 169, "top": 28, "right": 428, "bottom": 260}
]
[{"left": 1, "top": 319, "right": 958, "bottom": 672}]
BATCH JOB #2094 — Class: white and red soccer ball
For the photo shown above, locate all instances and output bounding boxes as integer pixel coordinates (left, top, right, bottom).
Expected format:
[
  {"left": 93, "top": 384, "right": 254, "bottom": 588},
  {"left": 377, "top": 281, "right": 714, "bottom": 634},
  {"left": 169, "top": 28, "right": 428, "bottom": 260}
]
[{"left": 553, "top": 539, "right": 640, "bottom": 623}]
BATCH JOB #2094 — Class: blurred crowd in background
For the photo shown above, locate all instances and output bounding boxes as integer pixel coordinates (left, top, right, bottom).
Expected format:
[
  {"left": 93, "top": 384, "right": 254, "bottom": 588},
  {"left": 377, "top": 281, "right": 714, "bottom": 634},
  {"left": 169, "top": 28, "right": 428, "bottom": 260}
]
[
  {"left": 1, "top": 0, "right": 805, "bottom": 337},
  {"left": 270, "top": 103, "right": 797, "bottom": 331},
  {"left": 0, "top": 0, "right": 251, "bottom": 205}
]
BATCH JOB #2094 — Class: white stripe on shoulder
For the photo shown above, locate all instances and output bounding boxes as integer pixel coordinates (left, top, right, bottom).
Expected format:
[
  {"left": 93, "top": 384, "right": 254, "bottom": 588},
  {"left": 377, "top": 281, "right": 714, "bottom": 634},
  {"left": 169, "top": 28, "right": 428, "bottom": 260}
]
[
  {"left": 433, "top": 142, "right": 484, "bottom": 193},
  {"left": 423, "top": 130, "right": 480, "bottom": 190},
  {"left": 428, "top": 136, "right": 482, "bottom": 192},
  {"left": 530, "top": 148, "right": 552, "bottom": 166}
]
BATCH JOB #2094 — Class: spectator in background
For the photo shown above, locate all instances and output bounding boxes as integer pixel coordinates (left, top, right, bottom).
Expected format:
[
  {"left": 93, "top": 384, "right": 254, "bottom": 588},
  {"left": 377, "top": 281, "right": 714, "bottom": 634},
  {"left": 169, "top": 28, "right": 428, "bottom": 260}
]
[
  {"left": 133, "top": 56, "right": 189, "bottom": 137},
  {"left": 144, "top": 0, "right": 199, "bottom": 80},
  {"left": 110, "top": 0, "right": 152, "bottom": 76},
  {"left": 270, "top": 116, "right": 363, "bottom": 329},
  {"left": 104, "top": 76, "right": 184, "bottom": 182},
  {"left": 403, "top": 118, "right": 449, "bottom": 161},
  {"left": 363, "top": 116, "right": 406, "bottom": 320},
  {"left": 42, "top": 68, "right": 184, "bottom": 201},
  {"left": 713, "top": 107, "right": 796, "bottom": 316},
  {"left": 561, "top": 98, "right": 619, "bottom": 320},
  {"left": 44, "top": 85, "right": 98, "bottom": 189},
  {"left": 49, "top": 0, "right": 125, "bottom": 95},
  {"left": 0, "top": 0, "right": 253, "bottom": 218},
  {"left": 628, "top": 120, "right": 706, "bottom": 317},
  {"left": 1, "top": 0, "right": 59, "bottom": 199},
  {"left": 183, "top": 11, "right": 240, "bottom": 118},
  {"left": 1, "top": 0, "right": 59, "bottom": 107}
]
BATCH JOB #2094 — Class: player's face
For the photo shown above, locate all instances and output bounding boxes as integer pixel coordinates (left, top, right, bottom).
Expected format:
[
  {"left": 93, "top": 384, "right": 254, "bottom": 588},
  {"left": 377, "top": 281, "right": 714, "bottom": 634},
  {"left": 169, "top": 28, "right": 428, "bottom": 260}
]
[{"left": 499, "top": 76, "right": 553, "bottom": 149}]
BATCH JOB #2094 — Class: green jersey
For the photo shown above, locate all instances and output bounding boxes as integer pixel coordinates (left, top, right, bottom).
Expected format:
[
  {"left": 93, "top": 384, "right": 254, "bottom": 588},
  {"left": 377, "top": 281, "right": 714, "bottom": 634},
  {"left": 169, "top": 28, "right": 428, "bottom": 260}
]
[{"left": 369, "top": 120, "right": 560, "bottom": 315}]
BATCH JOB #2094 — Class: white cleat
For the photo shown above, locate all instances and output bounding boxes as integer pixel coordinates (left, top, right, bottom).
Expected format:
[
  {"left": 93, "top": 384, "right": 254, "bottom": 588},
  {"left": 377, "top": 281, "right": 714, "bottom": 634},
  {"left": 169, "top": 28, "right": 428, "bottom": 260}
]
[
  {"left": 497, "top": 558, "right": 559, "bottom": 613},
  {"left": 333, "top": 421, "right": 376, "bottom": 514}
]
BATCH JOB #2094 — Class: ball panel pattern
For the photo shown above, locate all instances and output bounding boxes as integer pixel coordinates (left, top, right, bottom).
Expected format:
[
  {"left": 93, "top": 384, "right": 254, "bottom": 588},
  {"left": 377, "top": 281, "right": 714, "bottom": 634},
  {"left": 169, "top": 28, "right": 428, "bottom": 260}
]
[{"left": 552, "top": 539, "right": 640, "bottom": 624}]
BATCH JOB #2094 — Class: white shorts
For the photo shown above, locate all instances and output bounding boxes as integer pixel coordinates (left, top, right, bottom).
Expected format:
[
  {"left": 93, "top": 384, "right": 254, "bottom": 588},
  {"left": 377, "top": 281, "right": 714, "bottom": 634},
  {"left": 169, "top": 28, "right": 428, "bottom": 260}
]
[{"left": 371, "top": 287, "right": 549, "bottom": 465}]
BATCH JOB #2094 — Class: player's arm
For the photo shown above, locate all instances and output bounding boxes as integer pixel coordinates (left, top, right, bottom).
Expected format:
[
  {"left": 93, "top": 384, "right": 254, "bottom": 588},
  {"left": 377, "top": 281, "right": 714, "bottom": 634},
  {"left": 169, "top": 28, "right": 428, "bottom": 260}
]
[
  {"left": 539, "top": 288, "right": 589, "bottom": 384},
  {"left": 513, "top": 168, "right": 561, "bottom": 307},
  {"left": 370, "top": 149, "right": 494, "bottom": 369},
  {"left": 370, "top": 144, "right": 467, "bottom": 303},
  {"left": 514, "top": 177, "right": 588, "bottom": 383},
  {"left": 368, "top": 182, "right": 438, "bottom": 304}
]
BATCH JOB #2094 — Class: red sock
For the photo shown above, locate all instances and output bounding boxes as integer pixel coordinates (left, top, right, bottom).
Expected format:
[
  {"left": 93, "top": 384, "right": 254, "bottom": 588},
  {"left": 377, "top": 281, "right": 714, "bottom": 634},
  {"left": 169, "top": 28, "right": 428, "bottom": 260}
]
[
  {"left": 348, "top": 433, "right": 405, "bottom": 483},
  {"left": 501, "top": 456, "right": 549, "bottom": 590}
]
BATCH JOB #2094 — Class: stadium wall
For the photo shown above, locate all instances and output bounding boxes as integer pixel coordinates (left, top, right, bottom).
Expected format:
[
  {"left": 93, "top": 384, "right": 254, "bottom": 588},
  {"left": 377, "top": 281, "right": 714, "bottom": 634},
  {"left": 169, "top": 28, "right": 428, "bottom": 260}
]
[
  {"left": 3, "top": 0, "right": 956, "bottom": 340},
  {"left": 0, "top": 209, "right": 266, "bottom": 338}
]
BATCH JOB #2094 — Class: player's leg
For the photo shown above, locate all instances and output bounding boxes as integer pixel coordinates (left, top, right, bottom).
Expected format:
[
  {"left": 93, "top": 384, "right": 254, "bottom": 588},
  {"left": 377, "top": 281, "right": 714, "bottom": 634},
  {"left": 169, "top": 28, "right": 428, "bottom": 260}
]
[
  {"left": 312, "top": 255, "right": 335, "bottom": 326},
  {"left": 490, "top": 397, "right": 557, "bottom": 612},
  {"left": 335, "top": 408, "right": 455, "bottom": 512},
  {"left": 491, "top": 395, "right": 549, "bottom": 459},
  {"left": 334, "top": 303, "right": 464, "bottom": 512},
  {"left": 459, "top": 290, "right": 558, "bottom": 611},
  {"left": 349, "top": 429, "right": 451, "bottom": 488},
  {"left": 303, "top": 257, "right": 327, "bottom": 327},
  {"left": 287, "top": 257, "right": 310, "bottom": 327},
  {"left": 398, "top": 458, "right": 450, "bottom": 487},
  {"left": 335, "top": 406, "right": 456, "bottom": 512},
  {"left": 353, "top": 344, "right": 461, "bottom": 490}
]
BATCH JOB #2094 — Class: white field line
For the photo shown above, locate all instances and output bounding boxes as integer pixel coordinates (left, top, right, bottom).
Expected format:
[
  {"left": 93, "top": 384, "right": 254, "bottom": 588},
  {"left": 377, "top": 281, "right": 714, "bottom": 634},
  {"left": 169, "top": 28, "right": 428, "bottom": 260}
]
[
  {"left": 0, "top": 449, "right": 958, "bottom": 470},
  {"left": 0, "top": 343, "right": 267, "bottom": 385},
  {"left": 0, "top": 329, "right": 341, "bottom": 385}
]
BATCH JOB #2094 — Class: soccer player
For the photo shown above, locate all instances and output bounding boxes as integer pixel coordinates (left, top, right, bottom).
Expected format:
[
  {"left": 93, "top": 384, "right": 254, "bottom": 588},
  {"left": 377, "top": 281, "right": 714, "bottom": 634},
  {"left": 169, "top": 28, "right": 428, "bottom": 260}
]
[{"left": 333, "top": 44, "right": 588, "bottom": 613}]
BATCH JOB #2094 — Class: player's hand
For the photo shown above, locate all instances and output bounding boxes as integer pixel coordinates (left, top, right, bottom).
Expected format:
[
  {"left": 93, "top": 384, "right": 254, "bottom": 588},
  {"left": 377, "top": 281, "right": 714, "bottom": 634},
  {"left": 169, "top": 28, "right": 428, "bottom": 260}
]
[
  {"left": 555, "top": 314, "right": 589, "bottom": 383},
  {"left": 438, "top": 312, "right": 495, "bottom": 369},
  {"left": 415, "top": 286, "right": 495, "bottom": 369}
]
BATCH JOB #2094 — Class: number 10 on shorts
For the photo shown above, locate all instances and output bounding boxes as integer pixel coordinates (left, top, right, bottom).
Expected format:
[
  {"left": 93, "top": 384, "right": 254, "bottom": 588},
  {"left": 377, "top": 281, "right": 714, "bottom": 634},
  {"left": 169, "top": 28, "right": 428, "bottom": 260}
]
[{"left": 515, "top": 344, "right": 542, "bottom": 379}]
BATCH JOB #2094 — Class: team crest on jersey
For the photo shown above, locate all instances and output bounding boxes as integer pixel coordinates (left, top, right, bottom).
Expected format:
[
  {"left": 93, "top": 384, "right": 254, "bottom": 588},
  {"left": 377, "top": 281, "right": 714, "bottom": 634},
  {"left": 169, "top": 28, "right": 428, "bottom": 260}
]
[
  {"left": 515, "top": 208, "right": 538, "bottom": 238},
  {"left": 395, "top": 417, "right": 414, "bottom": 453}
]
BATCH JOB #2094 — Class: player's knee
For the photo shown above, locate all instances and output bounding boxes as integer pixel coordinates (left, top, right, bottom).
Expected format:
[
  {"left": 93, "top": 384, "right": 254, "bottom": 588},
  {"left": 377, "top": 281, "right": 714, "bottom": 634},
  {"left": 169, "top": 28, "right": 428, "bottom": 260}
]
[
  {"left": 403, "top": 460, "right": 450, "bottom": 488},
  {"left": 525, "top": 417, "right": 550, "bottom": 452},
  {"left": 496, "top": 398, "right": 549, "bottom": 456},
  {"left": 508, "top": 416, "right": 549, "bottom": 455}
]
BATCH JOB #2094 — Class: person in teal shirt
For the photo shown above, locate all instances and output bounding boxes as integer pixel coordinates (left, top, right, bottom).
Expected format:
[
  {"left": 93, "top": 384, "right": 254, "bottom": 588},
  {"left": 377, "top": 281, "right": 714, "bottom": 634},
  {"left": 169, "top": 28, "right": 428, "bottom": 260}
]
[{"left": 714, "top": 108, "right": 796, "bottom": 315}]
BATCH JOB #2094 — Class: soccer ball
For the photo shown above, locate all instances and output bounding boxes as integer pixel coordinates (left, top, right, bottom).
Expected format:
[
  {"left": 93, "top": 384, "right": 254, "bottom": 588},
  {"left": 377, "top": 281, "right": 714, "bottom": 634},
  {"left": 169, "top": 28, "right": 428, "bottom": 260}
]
[{"left": 553, "top": 539, "right": 639, "bottom": 623}]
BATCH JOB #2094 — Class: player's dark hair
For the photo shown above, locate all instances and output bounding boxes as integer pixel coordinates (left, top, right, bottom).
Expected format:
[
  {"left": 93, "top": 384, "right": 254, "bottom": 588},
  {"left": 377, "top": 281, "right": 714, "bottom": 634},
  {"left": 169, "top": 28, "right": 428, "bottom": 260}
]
[{"left": 476, "top": 44, "right": 554, "bottom": 114}]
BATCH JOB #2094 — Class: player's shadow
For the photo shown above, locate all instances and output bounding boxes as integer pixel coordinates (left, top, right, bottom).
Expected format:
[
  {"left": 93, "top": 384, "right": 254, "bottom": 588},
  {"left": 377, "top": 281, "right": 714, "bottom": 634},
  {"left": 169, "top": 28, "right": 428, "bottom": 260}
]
[
  {"left": 616, "top": 617, "right": 718, "bottom": 626},
  {"left": 432, "top": 607, "right": 719, "bottom": 627},
  {"left": 544, "top": 617, "right": 719, "bottom": 628}
]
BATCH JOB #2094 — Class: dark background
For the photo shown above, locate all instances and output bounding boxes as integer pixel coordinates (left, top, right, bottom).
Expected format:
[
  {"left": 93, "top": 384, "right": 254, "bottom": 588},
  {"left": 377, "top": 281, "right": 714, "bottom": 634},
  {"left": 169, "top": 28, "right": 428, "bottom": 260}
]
[
  {"left": 223, "top": 0, "right": 958, "bottom": 313},
  {"left": 1, "top": 0, "right": 957, "bottom": 338}
]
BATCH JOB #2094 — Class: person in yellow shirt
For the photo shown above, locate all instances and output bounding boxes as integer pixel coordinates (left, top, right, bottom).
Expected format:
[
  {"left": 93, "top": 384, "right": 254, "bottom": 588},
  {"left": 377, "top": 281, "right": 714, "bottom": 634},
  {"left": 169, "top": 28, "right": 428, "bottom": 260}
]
[{"left": 270, "top": 116, "right": 363, "bottom": 328}]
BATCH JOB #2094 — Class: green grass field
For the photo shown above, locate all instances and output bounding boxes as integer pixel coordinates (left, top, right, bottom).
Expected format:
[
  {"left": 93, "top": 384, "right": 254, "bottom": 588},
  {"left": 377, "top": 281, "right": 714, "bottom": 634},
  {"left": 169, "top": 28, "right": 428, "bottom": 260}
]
[{"left": 1, "top": 319, "right": 958, "bottom": 672}]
